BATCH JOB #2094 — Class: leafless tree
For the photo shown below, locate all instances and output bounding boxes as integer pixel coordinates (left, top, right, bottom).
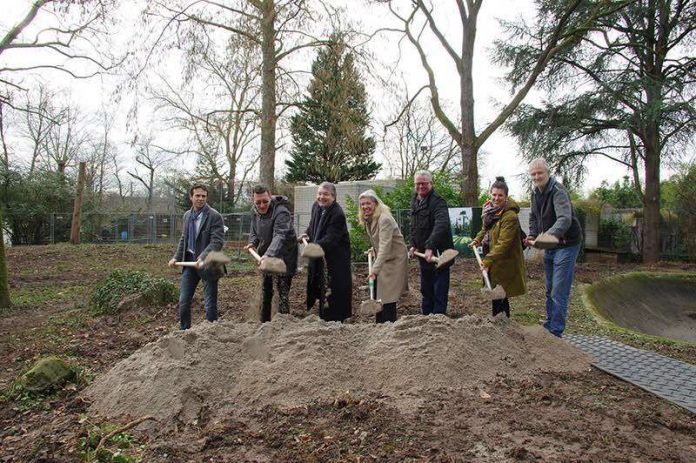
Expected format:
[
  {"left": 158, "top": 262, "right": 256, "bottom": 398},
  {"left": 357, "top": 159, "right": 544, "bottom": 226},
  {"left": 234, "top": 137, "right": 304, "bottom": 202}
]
[
  {"left": 84, "top": 110, "right": 118, "bottom": 207},
  {"left": 41, "top": 104, "right": 91, "bottom": 179},
  {"left": 127, "top": 136, "right": 175, "bottom": 213},
  {"left": 152, "top": 31, "right": 261, "bottom": 208},
  {"left": 383, "top": 92, "right": 459, "bottom": 179},
  {"left": 380, "top": 0, "right": 621, "bottom": 204},
  {"left": 0, "top": 0, "right": 122, "bottom": 109},
  {"left": 141, "top": 0, "right": 346, "bottom": 190}
]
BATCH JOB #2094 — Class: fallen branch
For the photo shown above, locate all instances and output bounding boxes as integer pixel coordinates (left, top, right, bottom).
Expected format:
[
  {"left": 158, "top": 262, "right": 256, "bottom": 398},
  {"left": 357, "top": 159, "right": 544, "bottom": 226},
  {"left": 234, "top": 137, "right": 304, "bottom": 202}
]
[{"left": 95, "top": 415, "right": 155, "bottom": 454}]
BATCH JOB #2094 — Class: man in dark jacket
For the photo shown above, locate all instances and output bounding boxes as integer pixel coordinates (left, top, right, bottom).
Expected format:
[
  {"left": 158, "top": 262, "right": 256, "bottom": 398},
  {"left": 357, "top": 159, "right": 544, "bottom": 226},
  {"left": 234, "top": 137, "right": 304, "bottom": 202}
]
[
  {"left": 526, "top": 158, "right": 583, "bottom": 337},
  {"left": 245, "top": 185, "right": 298, "bottom": 322},
  {"left": 168, "top": 184, "right": 225, "bottom": 330},
  {"left": 409, "top": 170, "right": 454, "bottom": 315}
]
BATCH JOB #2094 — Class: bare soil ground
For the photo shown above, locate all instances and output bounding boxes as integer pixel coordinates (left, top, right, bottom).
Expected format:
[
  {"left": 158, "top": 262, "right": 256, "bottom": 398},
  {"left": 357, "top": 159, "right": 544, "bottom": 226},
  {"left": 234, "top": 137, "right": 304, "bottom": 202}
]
[{"left": 1, "top": 243, "right": 695, "bottom": 462}]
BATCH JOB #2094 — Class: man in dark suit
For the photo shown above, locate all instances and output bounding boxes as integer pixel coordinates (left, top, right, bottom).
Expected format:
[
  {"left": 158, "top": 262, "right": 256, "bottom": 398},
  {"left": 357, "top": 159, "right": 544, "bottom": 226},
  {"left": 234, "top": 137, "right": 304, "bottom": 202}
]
[{"left": 168, "top": 184, "right": 225, "bottom": 329}]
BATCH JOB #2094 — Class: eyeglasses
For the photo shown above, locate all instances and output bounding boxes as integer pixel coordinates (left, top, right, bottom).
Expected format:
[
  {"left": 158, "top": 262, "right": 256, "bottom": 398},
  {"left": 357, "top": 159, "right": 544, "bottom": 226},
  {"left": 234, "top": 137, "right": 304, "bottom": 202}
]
[
  {"left": 254, "top": 200, "right": 270, "bottom": 206},
  {"left": 415, "top": 182, "right": 431, "bottom": 186}
]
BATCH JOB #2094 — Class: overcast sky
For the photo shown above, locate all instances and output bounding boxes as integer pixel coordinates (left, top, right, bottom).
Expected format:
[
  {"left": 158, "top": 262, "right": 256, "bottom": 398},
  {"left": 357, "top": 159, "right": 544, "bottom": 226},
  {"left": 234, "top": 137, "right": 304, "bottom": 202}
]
[{"left": 2, "top": 0, "right": 647, "bottom": 199}]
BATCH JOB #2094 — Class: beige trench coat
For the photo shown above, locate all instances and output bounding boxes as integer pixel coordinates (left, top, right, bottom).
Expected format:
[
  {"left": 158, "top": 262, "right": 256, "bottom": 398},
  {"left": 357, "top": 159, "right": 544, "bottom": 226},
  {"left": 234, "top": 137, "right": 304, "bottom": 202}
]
[{"left": 365, "top": 211, "right": 409, "bottom": 304}]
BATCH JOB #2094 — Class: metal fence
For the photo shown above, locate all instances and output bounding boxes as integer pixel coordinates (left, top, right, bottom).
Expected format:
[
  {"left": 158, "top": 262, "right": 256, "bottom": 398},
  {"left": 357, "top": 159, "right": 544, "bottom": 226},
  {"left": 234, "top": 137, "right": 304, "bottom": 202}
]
[
  {"left": 39, "top": 209, "right": 416, "bottom": 246},
  {"left": 29, "top": 208, "right": 696, "bottom": 262}
]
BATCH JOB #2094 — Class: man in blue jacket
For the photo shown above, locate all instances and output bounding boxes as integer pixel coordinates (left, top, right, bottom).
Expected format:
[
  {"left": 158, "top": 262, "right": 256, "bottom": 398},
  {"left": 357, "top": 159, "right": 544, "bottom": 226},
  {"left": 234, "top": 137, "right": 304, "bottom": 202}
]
[
  {"left": 526, "top": 158, "right": 583, "bottom": 337},
  {"left": 168, "top": 184, "right": 225, "bottom": 330},
  {"left": 409, "top": 170, "right": 454, "bottom": 315},
  {"left": 245, "top": 185, "right": 298, "bottom": 322}
]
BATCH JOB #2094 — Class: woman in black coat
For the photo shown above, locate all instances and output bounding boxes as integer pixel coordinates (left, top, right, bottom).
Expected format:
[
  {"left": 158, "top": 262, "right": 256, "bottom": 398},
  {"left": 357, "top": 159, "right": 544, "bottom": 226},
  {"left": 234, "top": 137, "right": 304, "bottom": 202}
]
[{"left": 300, "top": 182, "right": 352, "bottom": 322}]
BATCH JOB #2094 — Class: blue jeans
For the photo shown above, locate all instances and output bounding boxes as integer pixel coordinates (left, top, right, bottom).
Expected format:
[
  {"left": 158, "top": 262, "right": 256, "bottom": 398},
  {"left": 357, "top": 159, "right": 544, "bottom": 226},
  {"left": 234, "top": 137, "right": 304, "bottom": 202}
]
[
  {"left": 179, "top": 267, "right": 218, "bottom": 330},
  {"left": 543, "top": 243, "right": 581, "bottom": 337},
  {"left": 419, "top": 260, "right": 450, "bottom": 315}
]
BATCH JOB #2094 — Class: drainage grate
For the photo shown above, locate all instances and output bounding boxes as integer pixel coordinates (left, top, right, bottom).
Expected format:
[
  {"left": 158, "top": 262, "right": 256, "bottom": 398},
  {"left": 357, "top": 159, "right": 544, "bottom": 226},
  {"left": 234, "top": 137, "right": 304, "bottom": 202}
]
[{"left": 566, "top": 334, "right": 696, "bottom": 414}]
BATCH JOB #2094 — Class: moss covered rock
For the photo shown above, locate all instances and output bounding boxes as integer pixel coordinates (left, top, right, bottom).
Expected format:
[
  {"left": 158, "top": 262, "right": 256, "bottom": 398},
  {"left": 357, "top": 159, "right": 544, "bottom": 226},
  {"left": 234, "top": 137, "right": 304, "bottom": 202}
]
[{"left": 22, "top": 356, "right": 74, "bottom": 393}]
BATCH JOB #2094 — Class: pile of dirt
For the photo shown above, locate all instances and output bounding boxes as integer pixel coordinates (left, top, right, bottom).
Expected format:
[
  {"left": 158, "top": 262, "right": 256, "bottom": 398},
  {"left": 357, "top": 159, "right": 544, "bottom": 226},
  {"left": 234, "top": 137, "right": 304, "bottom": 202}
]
[{"left": 85, "top": 314, "right": 590, "bottom": 431}]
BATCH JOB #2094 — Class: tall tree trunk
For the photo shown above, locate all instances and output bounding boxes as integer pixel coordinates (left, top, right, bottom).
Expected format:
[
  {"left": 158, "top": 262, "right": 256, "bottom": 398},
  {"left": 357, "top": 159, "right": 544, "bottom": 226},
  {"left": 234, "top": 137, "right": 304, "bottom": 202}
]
[
  {"left": 259, "top": 0, "right": 277, "bottom": 190},
  {"left": 460, "top": 6, "right": 478, "bottom": 206},
  {"left": 70, "top": 162, "right": 87, "bottom": 244},
  {"left": 642, "top": 126, "right": 661, "bottom": 263},
  {"left": 0, "top": 209, "right": 9, "bottom": 308}
]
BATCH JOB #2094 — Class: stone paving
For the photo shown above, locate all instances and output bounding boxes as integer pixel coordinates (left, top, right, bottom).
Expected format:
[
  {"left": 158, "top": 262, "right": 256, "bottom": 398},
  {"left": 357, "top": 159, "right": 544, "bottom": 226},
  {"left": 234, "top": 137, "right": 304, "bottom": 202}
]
[{"left": 566, "top": 334, "right": 696, "bottom": 414}]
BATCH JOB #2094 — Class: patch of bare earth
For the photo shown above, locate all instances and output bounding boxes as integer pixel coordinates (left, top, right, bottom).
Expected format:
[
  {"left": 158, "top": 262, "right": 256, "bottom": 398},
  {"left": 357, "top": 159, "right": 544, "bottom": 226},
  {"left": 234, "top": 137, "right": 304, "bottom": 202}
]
[{"left": 1, "top": 244, "right": 695, "bottom": 462}]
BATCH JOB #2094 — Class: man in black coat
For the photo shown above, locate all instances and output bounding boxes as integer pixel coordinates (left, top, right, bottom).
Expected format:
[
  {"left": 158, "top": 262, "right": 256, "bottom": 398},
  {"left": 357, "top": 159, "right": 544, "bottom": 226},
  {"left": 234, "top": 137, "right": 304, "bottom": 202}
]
[
  {"left": 168, "top": 184, "right": 225, "bottom": 330},
  {"left": 245, "top": 185, "right": 298, "bottom": 322},
  {"left": 300, "top": 182, "right": 352, "bottom": 322},
  {"left": 409, "top": 171, "right": 454, "bottom": 315}
]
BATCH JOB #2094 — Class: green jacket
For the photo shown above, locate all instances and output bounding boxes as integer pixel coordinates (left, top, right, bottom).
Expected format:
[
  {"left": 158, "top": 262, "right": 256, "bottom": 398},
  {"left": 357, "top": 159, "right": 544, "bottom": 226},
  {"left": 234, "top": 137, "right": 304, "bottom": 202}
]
[{"left": 474, "top": 198, "right": 527, "bottom": 298}]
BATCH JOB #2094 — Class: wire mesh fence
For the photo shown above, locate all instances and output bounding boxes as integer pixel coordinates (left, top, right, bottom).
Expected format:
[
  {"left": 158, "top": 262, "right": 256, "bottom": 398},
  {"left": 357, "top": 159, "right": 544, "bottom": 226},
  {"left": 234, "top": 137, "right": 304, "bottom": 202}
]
[{"left": 15, "top": 208, "right": 696, "bottom": 262}]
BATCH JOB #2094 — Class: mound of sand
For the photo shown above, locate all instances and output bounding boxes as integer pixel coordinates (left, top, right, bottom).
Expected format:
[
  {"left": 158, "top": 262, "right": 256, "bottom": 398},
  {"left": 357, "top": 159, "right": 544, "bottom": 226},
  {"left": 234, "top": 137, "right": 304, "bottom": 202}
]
[{"left": 85, "top": 315, "right": 590, "bottom": 430}]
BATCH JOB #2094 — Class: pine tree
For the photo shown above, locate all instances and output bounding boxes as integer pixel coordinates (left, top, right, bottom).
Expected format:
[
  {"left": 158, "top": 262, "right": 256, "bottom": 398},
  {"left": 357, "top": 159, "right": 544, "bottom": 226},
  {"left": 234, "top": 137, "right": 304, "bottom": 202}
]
[{"left": 286, "top": 34, "right": 380, "bottom": 183}]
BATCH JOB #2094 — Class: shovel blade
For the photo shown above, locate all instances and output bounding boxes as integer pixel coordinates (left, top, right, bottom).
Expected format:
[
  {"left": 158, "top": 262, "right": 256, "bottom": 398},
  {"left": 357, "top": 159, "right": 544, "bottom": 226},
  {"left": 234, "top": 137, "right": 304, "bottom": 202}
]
[
  {"left": 259, "top": 258, "right": 287, "bottom": 274},
  {"left": 301, "top": 243, "right": 325, "bottom": 259},
  {"left": 204, "top": 251, "right": 231, "bottom": 265},
  {"left": 360, "top": 299, "right": 382, "bottom": 316},
  {"left": 436, "top": 249, "right": 459, "bottom": 268},
  {"left": 481, "top": 284, "right": 507, "bottom": 301}
]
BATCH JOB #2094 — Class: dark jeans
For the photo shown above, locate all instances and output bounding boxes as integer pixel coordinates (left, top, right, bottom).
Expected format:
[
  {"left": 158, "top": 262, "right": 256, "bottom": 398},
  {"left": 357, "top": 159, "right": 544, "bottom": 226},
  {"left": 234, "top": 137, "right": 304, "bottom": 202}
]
[
  {"left": 543, "top": 243, "right": 581, "bottom": 337},
  {"left": 261, "top": 274, "right": 293, "bottom": 322},
  {"left": 179, "top": 267, "right": 218, "bottom": 330},
  {"left": 418, "top": 260, "right": 450, "bottom": 315}
]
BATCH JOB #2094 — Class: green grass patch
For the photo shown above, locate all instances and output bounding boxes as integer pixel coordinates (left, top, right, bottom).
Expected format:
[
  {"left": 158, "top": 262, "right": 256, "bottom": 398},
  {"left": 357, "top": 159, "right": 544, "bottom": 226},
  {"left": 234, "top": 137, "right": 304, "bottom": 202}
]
[
  {"left": 12, "top": 285, "right": 88, "bottom": 306},
  {"left": 512, "top": 308, "right": 543, "bottom": 325}
]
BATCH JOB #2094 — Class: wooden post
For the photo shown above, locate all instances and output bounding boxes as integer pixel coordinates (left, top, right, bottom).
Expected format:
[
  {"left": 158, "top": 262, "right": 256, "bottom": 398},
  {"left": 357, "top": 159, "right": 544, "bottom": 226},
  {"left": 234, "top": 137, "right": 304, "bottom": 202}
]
[
  {"left": 70, "top": 162, "right": 87, "bottom": 245},
  {"left": 0, "top": 208, "right": 11, "bottom": 308}
]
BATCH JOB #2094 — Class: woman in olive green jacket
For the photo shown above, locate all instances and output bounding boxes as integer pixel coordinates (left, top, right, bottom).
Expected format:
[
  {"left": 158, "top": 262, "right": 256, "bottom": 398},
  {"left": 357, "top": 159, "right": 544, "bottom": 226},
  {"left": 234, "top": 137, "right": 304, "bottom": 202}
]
[{"left": 472, "top": 177, "right": 527, "bottom": 317}]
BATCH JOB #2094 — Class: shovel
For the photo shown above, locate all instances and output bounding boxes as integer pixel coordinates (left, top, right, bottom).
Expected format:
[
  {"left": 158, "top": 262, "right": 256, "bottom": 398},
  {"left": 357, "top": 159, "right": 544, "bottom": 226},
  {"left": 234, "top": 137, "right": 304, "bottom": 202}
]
[
  {"left": 413, "top": 249, "right": 459, "bottom": 268},
  {"left": 175, "top": 251, "right": 230, "bottom": 270},
  {"left": 301, "top": 237, "right": 325, "bottom": 259},
  {"left": 360, "top": 251, "right": 383, "bottom": 316},
  {"left": 472, "top": 246, "right": 506, "bottom": 300},
  {"left": 175, "top": 251, "right": 230, "bottom": 279},
  {"left": 530, "top": 232, "right": 559, "bottom": 250},
  {"left": 247, "top": 247, "right": 287, "bottom": 274}
]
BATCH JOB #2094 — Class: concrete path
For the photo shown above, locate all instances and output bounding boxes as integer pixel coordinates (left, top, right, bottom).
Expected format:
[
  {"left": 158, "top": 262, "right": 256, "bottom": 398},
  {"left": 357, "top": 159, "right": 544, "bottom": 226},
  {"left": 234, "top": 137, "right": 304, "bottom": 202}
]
[{"left": 566, "top": 334, "right": 696, "bottom": 414}]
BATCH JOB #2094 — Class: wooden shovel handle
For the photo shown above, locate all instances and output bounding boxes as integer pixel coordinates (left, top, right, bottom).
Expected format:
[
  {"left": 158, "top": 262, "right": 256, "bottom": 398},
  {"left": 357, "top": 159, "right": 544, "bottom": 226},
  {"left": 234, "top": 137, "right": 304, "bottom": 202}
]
[
  {"left": 247, "top": 247, "right": 262, "bottom": 263},
  {"left": 413, "top": 250, "right": 440, "bottom": 263},
  {"left": 175, "top": 261, "right": 198, "bottom": 268},
  {"left": 472, "top": 246, "right": 493, "bottom": 290}
]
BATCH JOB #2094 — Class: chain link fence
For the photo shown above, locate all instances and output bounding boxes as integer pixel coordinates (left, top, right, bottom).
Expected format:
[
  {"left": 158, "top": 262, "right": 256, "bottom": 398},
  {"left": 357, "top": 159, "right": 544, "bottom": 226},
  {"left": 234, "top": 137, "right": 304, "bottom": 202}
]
[
  {"left": 21, "top": 207, "right": 696, "bottom": 262},
  {"left": 39, "top": 209, "right": 415, "bottom": 246}
]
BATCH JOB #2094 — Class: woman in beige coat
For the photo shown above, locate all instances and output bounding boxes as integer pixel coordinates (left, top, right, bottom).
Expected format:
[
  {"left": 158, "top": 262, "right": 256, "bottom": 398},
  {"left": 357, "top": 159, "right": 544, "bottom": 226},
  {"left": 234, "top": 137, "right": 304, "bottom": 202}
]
[{"left": 358, "top": 190, "right": 409, "bottom": 323}]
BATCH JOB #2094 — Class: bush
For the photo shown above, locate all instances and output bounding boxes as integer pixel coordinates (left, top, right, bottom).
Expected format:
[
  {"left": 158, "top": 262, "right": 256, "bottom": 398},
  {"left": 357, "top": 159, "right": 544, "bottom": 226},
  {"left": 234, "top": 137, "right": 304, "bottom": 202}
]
[
  {"left": 598, "top": 218, "right": 633, "bottom": 251},
  {"left": 90, "top": 270, "right": 177, "bottom": 315},
  {"left": 344, "top": 195, "right": 372, "bottom": 263}
]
